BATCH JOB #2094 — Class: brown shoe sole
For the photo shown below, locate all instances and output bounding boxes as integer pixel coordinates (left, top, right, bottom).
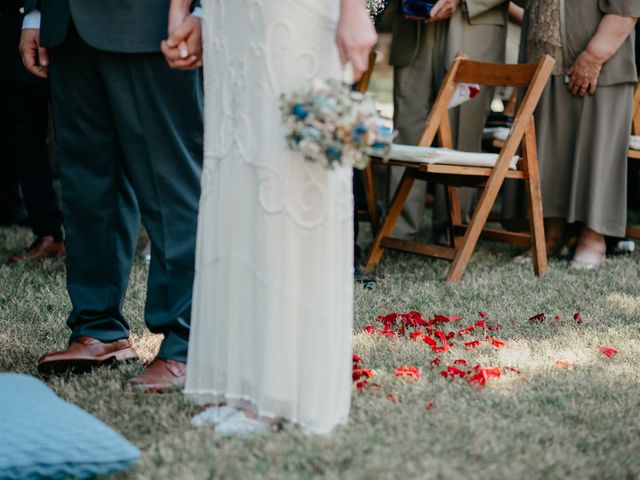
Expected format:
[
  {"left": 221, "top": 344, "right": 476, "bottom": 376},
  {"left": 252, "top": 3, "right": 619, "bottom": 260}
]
[{"left": 38, "top": 348, "right": 139, "bottom": 376}]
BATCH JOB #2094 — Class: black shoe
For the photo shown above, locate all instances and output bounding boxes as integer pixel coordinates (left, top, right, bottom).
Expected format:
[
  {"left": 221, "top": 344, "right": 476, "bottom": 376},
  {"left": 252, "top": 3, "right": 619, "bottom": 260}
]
[{"left": 354, "top": 263, "right": 376, "bottom": 289}]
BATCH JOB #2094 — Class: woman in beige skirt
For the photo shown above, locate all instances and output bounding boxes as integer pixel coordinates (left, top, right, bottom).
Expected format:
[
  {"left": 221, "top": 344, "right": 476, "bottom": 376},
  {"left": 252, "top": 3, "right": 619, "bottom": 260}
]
[{"left": 515, "top": 0, "right": 639, "bottom": 269}]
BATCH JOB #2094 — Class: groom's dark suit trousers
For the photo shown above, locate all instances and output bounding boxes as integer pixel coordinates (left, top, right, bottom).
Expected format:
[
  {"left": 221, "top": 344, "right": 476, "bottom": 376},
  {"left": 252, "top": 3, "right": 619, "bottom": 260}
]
[{"left": 47, "top": 25, "right": 203, "bottom": 362}]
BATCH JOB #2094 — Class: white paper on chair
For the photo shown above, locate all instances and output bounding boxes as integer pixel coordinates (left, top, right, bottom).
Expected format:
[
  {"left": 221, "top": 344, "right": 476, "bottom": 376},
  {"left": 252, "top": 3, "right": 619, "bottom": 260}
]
[
  {"left": 630, "top": 135, "right": 640, "bottom": 151},
  {"left": 371, "top": 144, "right": 519, "bottom": 170}
]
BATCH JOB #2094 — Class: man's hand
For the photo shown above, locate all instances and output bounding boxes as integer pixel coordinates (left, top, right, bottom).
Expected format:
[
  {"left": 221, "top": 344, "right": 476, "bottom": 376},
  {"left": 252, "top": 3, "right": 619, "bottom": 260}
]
[
  {"left": 426, "top": 0, "right": 462, "bottom": 23},
  {"left": 19, "top": 28, "right": 48, "bottom": 78},
  {"left": 161, "top": 15, "right": 203, "bottom": 70}
]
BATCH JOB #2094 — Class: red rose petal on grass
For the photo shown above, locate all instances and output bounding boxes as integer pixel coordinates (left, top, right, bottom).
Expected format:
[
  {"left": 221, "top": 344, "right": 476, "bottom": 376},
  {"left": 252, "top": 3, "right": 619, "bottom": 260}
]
[
  {"left": 386, "top": 392, "right": 399, "bottom": 403},
  {"left": 409, "top": 331, "right": 425, "bottom": 341},
  {"left": 529, "top": 313, "right": 546, "bottom": 322},
  {"left": 356, "top": 380, "right": 382, "bottom": 392},
  {"left": 433, "top": 314, "right": 451, "bottom": 323},
  {"left": 475, "top": 320, "right": 486, "bottom": 329},
  {"left": 447, "top": 316, "right": 463, "bottom": 322},
  {"left": 468, "top": 367, "right": 501, "bottom": 386},
  {"left": 422, "top": 335, "right": 437, "bottom": 348},
  {"left": 479, "top": 311, "right": 487, "bottom": 319},
  {"left": 487, "top": 336, "right": 507, "bottom": 348},
  {"left": 464, "top": 340, "right": 482, "bottom": 350},
  {"left": 598, "top": 346, "right": 618, "bottom": 359},
  {"left": 352, "top": 368, "right": 374, "bottom": 381},
  {"left": 424, "top": 402, "right": 434, "bottom": 411},
  {"left": 377, "top": 313, "right": 399, "bottom": 326},
  {"left": 555, "top": 360, "right": 574, "bottom": 368},
  {"left": 380, "top": 326, "right": 396, "bottom": 337},
  {"left": 363, "top": 325, "right": 376, "bottom": 334},
  {"left": 395, "top": 365, "right": 421, "bottom": 382},
  {"left": 457, "top": 326, "right": 475, "bottom": 336},
  {"left": 487, "top": 324, "right": 502, "bottom": 331},
  {"left": 433, "top": 330, "right": 449, "bottom": 342},
  {"left": 352, "top": 355, "right": 363, "bottom": 364},
  {"left": 503, "top": 367, "right": 521, "bottom": 375},
  {"left": 439, "top": 371, "right": 449, "bottom": 379},
  {"left": 574, "top": 312, "right": 583, "bottom": 324},
  {"left": 431, "top": 357, "right": 441, "bottom": 367},
  {"left": 446, "top": 331, "right": 456, "bottom": 340},
  {"left": 454, "top": 359, "right": 468, "bottom": 366},
  {"left": 447, "top": 366, "right": 467, "bottom": 378},
  {"left": 432, "top": 344, "right": 452, "bottom": 354}
]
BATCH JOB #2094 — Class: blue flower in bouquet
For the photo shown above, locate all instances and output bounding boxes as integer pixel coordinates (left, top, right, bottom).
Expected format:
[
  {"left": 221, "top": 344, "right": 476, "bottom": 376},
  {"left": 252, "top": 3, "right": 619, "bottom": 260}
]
[
  {"left": 326, "top": 141, "right": 344, "bottom": 161},
  {"left": 293, "top": 103, "right": 309, "bottom": 120}
]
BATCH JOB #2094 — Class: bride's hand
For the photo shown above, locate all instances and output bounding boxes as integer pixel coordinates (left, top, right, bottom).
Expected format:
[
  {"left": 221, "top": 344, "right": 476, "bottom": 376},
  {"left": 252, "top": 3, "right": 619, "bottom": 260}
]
[{"left": 336, "top": 0, "right": 378, "bottom": 81}]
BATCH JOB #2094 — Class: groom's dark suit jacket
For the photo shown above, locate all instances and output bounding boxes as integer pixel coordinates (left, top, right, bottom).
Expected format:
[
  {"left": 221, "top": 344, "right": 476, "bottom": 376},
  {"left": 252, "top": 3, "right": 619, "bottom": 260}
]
[{"left": 24, "top": 0, "right": 199, "bottom": 53}]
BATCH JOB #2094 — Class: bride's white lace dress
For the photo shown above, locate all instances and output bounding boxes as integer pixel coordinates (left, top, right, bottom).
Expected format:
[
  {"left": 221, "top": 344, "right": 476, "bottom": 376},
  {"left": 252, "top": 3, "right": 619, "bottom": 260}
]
[{"left": 184, "top": 0, "right": 354, "bottom": 434}]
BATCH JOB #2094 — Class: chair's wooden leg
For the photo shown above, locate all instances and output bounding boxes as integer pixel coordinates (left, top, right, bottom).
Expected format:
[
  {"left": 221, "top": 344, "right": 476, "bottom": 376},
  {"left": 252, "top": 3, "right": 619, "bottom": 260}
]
[
  {"left": 446, "top": 186, "right": 463, "bottom": 249},
  {"left": 364, "top": 170, "right": 416, "bottom": 272},
  {"left": 522, "top": 122, "right": 547, "bottom": 276},
  {"left": 446, "top": 170, "right": 509, "bottom": 283},
  {"left": 363, "top": 165, "right": 379, "bottom": 232}
]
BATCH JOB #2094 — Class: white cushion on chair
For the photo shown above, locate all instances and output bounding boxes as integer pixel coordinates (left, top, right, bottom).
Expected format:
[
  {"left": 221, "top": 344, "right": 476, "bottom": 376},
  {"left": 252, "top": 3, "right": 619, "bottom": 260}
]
[
  {"left": 630, "top": 135, "right": 640, "bottom": 151},
  {"left": 483, "top": 127, "right": 510, "bottom": 141},
  {"left": 375, "top": 144, "right": 519, "bottom": 170}
]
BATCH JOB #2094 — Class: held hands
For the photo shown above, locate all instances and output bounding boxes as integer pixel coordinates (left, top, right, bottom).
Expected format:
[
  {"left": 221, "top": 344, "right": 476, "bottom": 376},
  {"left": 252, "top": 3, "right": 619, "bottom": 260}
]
[
  {"left": 567, "top": 49, "right": 603, "bottom": 97},
  {"left": 161, "top": 5, "right": 202, "bottom": 70},
  {"left": 19, "top": 28, "right": 48, "bottom": 78},
  {"left": 336, "top": 0, "right": 378, "bottom": 82}
]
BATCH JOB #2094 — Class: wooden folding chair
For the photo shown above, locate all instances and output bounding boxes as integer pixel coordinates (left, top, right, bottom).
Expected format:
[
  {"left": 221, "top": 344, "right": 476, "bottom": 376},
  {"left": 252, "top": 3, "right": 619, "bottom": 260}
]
[
  {"left": 364, "top": 54, "right": 555, "bottom": 283},
  {"left": 625, "top": 81, "right": 640, "bottom": 239},
  {"left": 353, "top": 51, "right": 380, "bottom": 232}
]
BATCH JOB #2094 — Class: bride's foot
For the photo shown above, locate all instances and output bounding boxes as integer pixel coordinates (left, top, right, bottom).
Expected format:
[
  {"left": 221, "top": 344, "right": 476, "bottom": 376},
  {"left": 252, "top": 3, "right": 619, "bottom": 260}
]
[
  {"left": 191, "top": 405, "right": 238, "bottom": 428},
  {"left": 570, "top": 227, "right": 606, "bottom": 270},
  {"left": 215, "top": 410, "right": 272, "bottom": 438}
]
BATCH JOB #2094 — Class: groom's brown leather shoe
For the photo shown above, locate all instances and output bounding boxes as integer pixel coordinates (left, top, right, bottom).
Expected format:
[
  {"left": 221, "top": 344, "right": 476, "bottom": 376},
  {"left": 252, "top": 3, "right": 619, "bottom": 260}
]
[
  {"left": 9, "top": 236, "right": 66, "bottom": 263},
  {"left": 37, "top": 336, "right": 139, "bottom": 376},
  {"left": 129, "top": 358, "right": 186, "bottom": 393}
]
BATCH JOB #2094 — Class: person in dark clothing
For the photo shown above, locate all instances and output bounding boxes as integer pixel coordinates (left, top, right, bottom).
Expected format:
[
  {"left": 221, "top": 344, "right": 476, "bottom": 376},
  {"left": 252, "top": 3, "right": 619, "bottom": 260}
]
[{"left": 1, "top": 0, "right": 64, "bottom": 262}]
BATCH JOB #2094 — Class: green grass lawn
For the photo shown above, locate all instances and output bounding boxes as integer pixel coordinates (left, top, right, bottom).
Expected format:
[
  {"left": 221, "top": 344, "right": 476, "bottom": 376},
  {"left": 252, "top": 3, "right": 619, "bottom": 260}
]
[{"left": 1, "top": 225, "right": 640, "bottom": 479}]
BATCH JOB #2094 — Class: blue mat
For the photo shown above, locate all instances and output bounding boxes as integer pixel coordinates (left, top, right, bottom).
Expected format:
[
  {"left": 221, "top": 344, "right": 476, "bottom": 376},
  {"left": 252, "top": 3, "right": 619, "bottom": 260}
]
[{"left": 0, "top": 373, "right": 140, "bottom": 480}]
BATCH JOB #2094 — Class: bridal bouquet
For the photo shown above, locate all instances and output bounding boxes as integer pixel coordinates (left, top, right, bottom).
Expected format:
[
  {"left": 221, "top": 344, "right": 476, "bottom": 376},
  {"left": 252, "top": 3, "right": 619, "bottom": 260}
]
[{"left": 280, "top": 79, "right": 393, "bottom": 170}]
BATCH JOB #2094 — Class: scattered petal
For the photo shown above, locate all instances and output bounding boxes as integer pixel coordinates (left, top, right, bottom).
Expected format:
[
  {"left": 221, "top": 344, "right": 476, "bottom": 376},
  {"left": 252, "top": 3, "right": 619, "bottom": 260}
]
[
  {"left": 352, "top": 368, "right": 374, "bottom": 381},
  {"left": 573, "top": 312, "right": 583, "bottom": 325},
  {"left": 487, "top": 324, "right": 502, "bottom": 331},
  {"left": 395, "top": 365, "right": 421, "bottom": 382},
  {"left": 475, "top": 320, "right": 486, "bottom": 329},
  {"left": 363, "top": 325, "right": 376, "bottom": 334},
  {"left": 529, "top": 312, "right": 546, "bottom": 322},
  {"left": 468, "top": 367, "right": 501, "bottom": 386},
  {"left": 598, "top": 346, "right": 618, "bottom": 359},
  {"left": 487, "top": 336, "right": 507, "bottom": 348},
  {"left": 479, "top": 311, "right": 487, "bottom": 319},
  {"left": 464, "top": 340, "right": 482, "bottom": 350},
  {"left": 431, "top": 357, "right": 441, "bottom": 367},
  {"left": 352, "top": 354, "right": 363, "bottom": 363},
  {"left": 447, "top": 366, "right": 467, "bottom": 378},
  {"left": 555, "top": 360, "right": 574, "bottom": 368},
  {"left": 386, "top": 392, "right": 399, "bottom": 403},
  {"left": 424, "top": 402, "right": 435, "bottom": 411},
  {"left": 453, "top": 359, "right": 468, "bottom": 366}
]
